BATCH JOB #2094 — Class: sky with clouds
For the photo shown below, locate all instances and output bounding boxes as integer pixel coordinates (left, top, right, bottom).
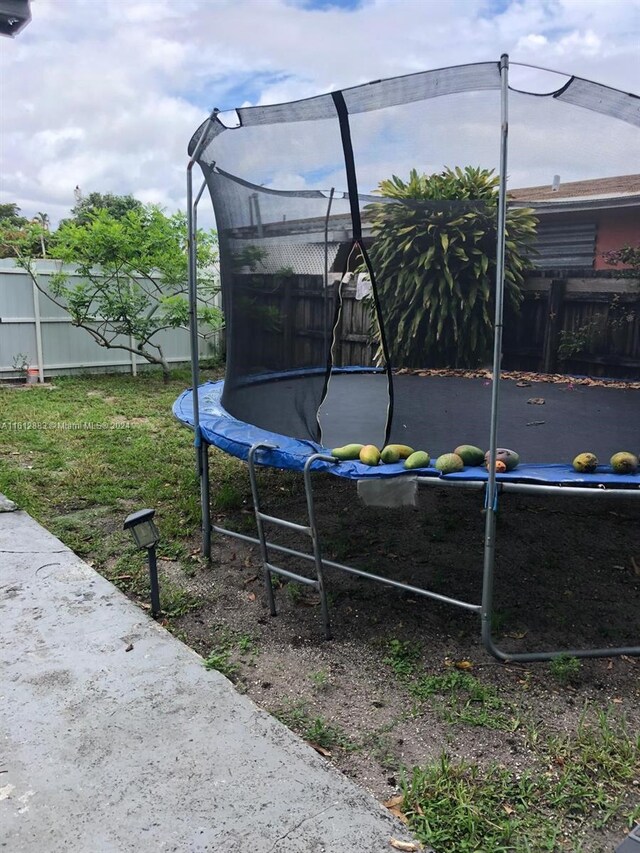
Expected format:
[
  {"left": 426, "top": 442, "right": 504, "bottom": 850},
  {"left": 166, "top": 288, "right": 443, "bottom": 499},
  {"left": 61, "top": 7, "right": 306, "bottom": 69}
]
[{"left": 1, "top": 0, "right": 639, "bottom": 227}]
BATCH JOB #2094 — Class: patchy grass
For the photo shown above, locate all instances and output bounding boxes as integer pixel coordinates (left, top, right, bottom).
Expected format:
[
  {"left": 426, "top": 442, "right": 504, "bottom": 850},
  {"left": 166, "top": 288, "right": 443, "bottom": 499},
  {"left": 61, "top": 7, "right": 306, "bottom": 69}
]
[
  {"left": 273, "top": 701, "right": 356, "bottom": 753},
  {"left": 549, "top": 654, "right": 582, "bottom": 687},
  {"left": 402, "top": 708, "right": 640, "bottom": 852},
  {"left": 0, "top": 369, "right": 245, "bottom": 619},
  {"left": 384, "top": 639, "right": 521, "bottom": 732}
]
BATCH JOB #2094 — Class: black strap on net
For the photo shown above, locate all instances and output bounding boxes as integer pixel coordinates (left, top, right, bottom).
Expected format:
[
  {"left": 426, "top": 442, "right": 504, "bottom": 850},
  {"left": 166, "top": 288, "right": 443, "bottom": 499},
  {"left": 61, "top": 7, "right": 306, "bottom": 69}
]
[{"left": 330, "top": 91, "right": 394, "bottom": 447}]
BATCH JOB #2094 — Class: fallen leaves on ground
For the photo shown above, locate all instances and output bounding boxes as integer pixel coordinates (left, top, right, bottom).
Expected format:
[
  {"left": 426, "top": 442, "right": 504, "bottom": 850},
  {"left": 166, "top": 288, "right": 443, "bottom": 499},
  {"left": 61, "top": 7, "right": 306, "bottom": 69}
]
[
  {"left": 384, "top": 795, "right": 409, "bottom": 825},
  {"left": 306, "top": 741, "right": 331, "bottom": 757},
  {"left": 389, "top": 839, "right": 422, "bottom": 851}
]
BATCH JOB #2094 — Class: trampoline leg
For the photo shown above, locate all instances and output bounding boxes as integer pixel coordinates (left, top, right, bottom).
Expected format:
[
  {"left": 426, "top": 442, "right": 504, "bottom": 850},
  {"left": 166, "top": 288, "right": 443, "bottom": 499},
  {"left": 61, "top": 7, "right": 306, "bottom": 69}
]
[
  {"left": 247, "top": 445, "right": 278, "bottom": 617},
  {"left": 480, "top": 501, "right": 499, "bottom": 659},
  {"left": 303, "top": 455, "right": 332, "bottom": 641},
  {"left": 200, "top": 443, "right": 211, "bottom": 561}
]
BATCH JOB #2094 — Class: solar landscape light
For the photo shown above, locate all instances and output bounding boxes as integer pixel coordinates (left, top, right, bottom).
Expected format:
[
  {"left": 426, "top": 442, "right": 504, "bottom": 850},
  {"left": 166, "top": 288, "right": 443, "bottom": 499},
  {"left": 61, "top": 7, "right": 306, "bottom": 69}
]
[{"left": 123, "top": 508, "right": 161, "bottom": 618}]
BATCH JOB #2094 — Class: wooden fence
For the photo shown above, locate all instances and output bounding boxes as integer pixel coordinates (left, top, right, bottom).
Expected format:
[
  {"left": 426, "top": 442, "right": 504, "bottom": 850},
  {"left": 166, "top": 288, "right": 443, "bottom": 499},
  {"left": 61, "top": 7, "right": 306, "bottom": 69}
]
[
  {"left": 502, "top": 274, "right": 640, "bottom": 378},
  {"left": 231, "top": 271, "right": 639, "bottom": 380}
]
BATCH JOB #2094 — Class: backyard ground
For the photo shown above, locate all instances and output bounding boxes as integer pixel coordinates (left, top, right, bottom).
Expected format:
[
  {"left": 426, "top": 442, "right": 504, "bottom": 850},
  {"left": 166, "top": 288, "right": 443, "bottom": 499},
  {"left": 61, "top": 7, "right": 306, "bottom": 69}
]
[{"left": 1, "top": 369, "right": 639, "bottom": 853}]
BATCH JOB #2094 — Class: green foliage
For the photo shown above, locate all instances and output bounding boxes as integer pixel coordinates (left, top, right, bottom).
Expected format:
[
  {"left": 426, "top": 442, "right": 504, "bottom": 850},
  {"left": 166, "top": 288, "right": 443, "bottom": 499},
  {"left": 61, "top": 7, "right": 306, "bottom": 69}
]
[
  {"left": 403, "top": 709, "right": 640, "bottom": 851},
  {"left": 603, "top": 244, "right": 640, "bottom": 278},
  {"left": 65, "top": 192, "right": 144, "bottom": 227},
  {"left": 6, "top": 203, "right": 222, "bottom": 381},
  {"left": 549, "top": 654, "right": 581, "bottom": 686},
  {"left": 364, "top": 166, "right": 537, "bottom": 367},
  {"left": 0, "top": 204, "right": 51, "bottom": 259},
  {"left": 0, "top": 202, "right": 28, "bottom": 227},
  {"left": 383, "top": 638, "right": 422, "bottom": 680},
  {"left": 273, "top": 701, "right": 355, "bottom": 751},
  {"left": 203, "top": 648, "right": 239, "bottom": 680}
]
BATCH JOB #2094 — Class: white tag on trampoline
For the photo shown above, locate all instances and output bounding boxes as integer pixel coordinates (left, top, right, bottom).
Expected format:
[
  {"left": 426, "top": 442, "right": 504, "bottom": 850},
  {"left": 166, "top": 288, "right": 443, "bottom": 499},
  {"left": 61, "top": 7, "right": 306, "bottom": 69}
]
[{"left": 357, "top": 476, "right": 418, "bottom": 508}]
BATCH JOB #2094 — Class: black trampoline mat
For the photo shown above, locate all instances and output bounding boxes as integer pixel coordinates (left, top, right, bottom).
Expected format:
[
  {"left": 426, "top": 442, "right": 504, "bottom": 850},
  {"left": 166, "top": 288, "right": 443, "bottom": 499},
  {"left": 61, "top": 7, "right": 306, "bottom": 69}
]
[{"left": 230, "top": 372, "right": 639, "bottom": 465}]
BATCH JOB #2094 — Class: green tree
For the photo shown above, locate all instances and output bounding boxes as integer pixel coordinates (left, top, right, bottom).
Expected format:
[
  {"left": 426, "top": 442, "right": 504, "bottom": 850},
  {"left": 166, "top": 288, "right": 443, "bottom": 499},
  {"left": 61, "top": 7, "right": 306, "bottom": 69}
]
[
  {"left": 2, "top": 205, "right": 221, "bottom": 382},
  {"left": 364, "top": 166, "right": 537, "bottom": 368},
  {"left": 64, "top": 191, "right": 144, "bottom": 227},
  {"left": 0, "top": 203, "right": 28, "bottom": 227},
  {"left": 0, "top": 204, "right": 49, "bottom": 259}
]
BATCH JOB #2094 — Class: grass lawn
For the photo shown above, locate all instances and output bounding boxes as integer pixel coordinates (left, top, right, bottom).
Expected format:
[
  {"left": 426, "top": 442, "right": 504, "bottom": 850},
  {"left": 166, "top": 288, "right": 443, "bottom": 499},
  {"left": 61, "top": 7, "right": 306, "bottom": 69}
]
[
  {"left": 0, "top": 368, "right": 244, "bottom": 612},
  {"left": 1, "top": 369, "right": 639, "bottom": 853}
]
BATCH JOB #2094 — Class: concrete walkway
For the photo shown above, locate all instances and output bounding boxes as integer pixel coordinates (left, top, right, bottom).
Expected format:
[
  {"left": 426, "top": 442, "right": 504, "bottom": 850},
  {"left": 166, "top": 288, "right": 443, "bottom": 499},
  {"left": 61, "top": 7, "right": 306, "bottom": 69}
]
[{"left": 0, "top": 508, "right": 421, "bottom": 852}]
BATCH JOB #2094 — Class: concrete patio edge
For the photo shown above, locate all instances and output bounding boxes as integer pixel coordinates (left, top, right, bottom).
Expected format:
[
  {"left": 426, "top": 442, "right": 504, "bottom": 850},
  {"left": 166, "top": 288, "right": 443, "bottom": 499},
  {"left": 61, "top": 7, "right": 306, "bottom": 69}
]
[{"left": 0, "top": 509, "right": 423, "bottom": 852}]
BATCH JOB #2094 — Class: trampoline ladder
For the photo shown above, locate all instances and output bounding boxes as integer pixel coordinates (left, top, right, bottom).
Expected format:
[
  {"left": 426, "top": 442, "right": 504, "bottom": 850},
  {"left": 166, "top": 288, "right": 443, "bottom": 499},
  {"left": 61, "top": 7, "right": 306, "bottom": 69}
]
[{"left": 247, "top": 444, "right": 334, "bottom": 639}]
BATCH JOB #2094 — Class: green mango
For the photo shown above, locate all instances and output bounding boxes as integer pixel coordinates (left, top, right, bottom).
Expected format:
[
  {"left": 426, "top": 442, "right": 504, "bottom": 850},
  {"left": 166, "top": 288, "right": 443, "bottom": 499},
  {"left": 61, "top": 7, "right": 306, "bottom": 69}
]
[
  {"left": 453, "top": 444, "right": 485, "bottom": 466},
  {"left": 435, "top": 452, "right": 464, "bottom": 474},
  {"left": 403, "top": 450, "right": 431, "bottom": 470},
  {"left": 380, "top": 446, "right": 401, "bottom": 464},
  {"left": 331, "top": 443, "right": 364, "bottom": 461},
  {"left": 384, "top": 444, "right": 415, "bottom": 459}
]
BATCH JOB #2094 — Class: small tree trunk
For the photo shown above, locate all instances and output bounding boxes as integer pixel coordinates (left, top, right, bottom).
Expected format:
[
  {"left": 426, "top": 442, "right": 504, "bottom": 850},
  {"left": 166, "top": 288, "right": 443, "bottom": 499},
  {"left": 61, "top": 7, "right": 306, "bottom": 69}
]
[{"left": 138, "top": 345, "right": 171, "bottom": 383}]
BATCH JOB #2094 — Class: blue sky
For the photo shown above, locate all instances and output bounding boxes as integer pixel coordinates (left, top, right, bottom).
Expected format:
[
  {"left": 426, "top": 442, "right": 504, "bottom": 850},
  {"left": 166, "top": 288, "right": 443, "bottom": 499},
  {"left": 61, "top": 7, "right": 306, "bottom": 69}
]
[{"left": 1, "top": 0, "right": 638, "bottom": 226}]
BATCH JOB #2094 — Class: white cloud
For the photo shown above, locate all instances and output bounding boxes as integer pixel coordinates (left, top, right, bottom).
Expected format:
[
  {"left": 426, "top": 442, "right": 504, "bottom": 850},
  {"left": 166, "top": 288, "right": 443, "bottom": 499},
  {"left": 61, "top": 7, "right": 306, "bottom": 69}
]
[{"left": 0, "top": 0, "right": 638, "bottom": 227}]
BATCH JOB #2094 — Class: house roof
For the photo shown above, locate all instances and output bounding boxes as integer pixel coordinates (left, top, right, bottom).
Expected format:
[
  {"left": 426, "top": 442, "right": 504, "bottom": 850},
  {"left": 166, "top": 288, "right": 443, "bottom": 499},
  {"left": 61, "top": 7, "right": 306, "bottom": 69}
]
[{"left": 508, "top": 174, "right": 640, "bottom": 202}]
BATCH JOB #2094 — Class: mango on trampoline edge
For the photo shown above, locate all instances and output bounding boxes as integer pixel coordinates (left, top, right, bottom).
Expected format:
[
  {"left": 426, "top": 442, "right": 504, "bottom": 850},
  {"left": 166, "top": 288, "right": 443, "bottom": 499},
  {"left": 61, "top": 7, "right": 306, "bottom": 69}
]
[
  {"left": 484, "top": 448, "right": 520, "bottom": 471},
  {"left": 384, "top": 444, "right": 415, "bottom": 460},
  {"left": 610, "top": 451, "right": 639, "bottom": 474},
  {"left": 331, "top": 443, "right": 364, "bottom": 461},
  {"left": 359, "top": 445, "right": 381, "bottom": 466},
  {"left": 435, "top": 453, "right": 464, "bottom": 474},
  {"left": 572, "top": 452, "right": 598, "bottom": 473},
  {"left": 403, "top": 450, "right": 431, "bottom": 470},
  {"left": 380, "top": 446, "right": 401, "bottom": 464},
  {"left": 453, "top": 444, "right": 485, "bottom": 466}
]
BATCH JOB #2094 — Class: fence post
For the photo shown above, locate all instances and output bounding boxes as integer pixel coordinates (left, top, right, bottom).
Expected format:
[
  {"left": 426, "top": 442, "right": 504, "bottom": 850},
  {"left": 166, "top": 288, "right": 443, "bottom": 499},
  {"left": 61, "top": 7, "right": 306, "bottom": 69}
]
[
  {"left": 282, "top": 276, "right": 293, "bottom": 365},
  {"left": 542, "top": 278, "right": 566, "bottom": 373},
  {"left": 31, "top": 267, "right": 45, "bottom": 383},
  {"left": 332, "top": 280, "right": 343, "bottom": 366}
]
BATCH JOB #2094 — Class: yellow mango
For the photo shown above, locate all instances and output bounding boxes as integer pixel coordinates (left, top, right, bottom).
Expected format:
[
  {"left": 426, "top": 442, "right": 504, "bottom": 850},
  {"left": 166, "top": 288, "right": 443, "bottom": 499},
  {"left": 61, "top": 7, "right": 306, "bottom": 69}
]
[{"left": 359, "top": 444, "right": 381, "bottom": 466}]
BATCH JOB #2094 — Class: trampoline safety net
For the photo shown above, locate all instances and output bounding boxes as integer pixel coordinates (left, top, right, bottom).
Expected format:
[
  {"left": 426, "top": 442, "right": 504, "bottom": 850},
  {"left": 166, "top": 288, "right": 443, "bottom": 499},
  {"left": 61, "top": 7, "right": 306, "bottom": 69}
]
[{"left": 189, "top": 58, "right": 640, "bottom": 459}]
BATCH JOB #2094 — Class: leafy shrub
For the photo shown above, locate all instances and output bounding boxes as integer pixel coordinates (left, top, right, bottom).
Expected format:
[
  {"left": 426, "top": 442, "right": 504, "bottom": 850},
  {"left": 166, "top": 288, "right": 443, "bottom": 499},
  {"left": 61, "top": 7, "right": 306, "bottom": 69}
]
[{"left": 364, "top": 166, "right": 537, "bottom": 368}]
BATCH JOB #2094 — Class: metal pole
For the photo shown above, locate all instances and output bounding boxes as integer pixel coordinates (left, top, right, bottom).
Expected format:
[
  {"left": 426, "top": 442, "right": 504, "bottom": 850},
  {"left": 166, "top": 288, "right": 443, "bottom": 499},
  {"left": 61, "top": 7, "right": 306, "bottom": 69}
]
[
  {"left": 31, "top": 268, "right": 45, "bottom": 383},
  {"left": 481, "top": 54, "right": 510, "bottom": 650},
  {"left": 148, "top": 544, "right": 161, "bottom": 618},
  {"left": 323, "top": 188, "right": 336, "bottom": 366},
  {"left": 187, "top": 109, "right": 218, "bottom": 559}
]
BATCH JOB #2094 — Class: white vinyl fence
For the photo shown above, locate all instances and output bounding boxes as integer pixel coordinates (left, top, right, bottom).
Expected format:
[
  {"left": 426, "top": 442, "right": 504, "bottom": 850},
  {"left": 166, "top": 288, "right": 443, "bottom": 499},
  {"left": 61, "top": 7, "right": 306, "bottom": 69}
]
[{"left": 0, "top": 259, "right": 219, "bottom": 380}]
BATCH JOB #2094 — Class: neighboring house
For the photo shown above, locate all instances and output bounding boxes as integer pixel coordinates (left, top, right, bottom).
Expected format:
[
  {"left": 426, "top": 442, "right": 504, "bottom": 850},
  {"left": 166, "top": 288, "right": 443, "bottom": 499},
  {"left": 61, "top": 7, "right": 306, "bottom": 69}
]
[
  {"left": 0, "top": 0, "right": 31, "bottom": 37},
  {"left": 228, "top": 173, "right": 639, "bottom": 276},
  {"left": 508, "top": 174, "right": 640, "bottom": 271}
]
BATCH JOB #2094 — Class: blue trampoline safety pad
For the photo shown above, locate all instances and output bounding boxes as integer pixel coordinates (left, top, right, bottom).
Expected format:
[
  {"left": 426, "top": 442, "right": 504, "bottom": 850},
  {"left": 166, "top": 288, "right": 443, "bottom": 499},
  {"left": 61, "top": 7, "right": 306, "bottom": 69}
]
[{"left": 173, "top": 381, "right": 640, "bottom": 490}]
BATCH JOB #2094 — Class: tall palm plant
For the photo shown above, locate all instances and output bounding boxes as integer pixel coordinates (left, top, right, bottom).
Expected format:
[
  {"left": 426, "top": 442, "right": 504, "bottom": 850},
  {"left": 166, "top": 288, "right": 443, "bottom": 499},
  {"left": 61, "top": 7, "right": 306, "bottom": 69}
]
[{"left": 364, "top": 167, "right": 537, "bottom": 368}]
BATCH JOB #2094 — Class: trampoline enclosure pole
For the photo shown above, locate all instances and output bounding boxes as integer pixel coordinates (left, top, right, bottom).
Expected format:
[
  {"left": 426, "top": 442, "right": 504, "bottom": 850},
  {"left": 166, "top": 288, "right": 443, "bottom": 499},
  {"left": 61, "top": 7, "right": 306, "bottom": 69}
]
[
  {"left": 187, "top": 109, "right": 218, "bottom": 559},
  {"left": 481, "top": 54, "right": 510, "bottom": 653}
]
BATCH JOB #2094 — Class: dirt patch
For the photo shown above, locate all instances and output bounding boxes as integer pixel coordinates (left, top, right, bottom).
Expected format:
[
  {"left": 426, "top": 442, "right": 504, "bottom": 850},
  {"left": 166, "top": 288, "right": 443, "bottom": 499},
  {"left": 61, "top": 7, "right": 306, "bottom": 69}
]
[{"left": 111, "top": 473, "right": 640, "bottom": 850}]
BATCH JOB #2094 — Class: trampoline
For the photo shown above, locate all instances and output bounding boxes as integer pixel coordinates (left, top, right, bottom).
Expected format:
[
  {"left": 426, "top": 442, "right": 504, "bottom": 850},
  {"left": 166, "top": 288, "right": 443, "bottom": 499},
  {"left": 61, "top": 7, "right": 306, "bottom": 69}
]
[{"left": 176, "top": 55, "right": 640, "bottom": 661}]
